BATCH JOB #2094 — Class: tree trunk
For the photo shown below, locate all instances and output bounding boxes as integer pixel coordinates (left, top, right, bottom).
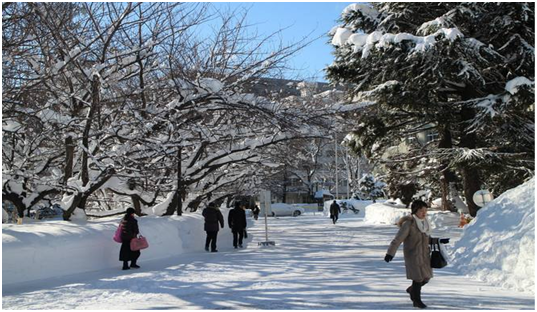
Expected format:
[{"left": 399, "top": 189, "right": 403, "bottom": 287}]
[
  {"left": 81, "top": 74, "right": 100, "bottom": 186},
  {"left": 437, "top": 124, "right": 457, "bottom": 211},
  {"left": 177, "top": 146, "right": 182, "bottom": 216},
  {"left": 131, "top": 195, "right": 142, "bottom": 215},
  {"left": 64, "top": 135, "right": 74, "bottom": 185},
  {"left": 164, "top": 147, "right": 184, "bottom": 216},
  {"left": 3, "top": 193, "right": 26, "bottom": 219},
  {"left": 459, "top": 106, "right": 481, "bottom": 217},
  {"left": 282, "top": 165, "right": 287, "bottom": 203},
  {"left": 63, "top": 168, "right": 115, "bottom": 220},
  {"left": 462, "top": 166, "right": 481, "bottom": 217}
]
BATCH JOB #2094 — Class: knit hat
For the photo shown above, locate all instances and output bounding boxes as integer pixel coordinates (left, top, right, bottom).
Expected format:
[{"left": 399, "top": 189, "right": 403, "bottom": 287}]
[{"left": 410, "top": 200, "right": 428, "bottom": 214}]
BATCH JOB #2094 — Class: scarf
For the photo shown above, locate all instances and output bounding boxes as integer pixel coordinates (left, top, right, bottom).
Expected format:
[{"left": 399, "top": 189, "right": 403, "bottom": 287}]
[{"left": 412, "top": 215, "right": 432, "bottom": 236}]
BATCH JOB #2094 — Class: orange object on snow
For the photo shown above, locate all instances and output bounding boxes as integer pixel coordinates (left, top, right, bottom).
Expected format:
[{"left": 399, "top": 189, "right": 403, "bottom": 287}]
[{"left": 458, "top": 213, "right": 468, "bottom": 228}]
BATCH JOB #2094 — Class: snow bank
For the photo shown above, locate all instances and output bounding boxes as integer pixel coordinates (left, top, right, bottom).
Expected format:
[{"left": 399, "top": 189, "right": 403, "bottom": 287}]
[
  {"left": 364, "top": 203, "right": 459, "bottom": 229},
  {"left": 323, "top": 199, "right": 373, "bottom": 218},
  {"left": 451, "top": 178, "right": 535, "bottom": 294},
  {"left": 2, "top": 208, "right": 252, "bottom": 286}
]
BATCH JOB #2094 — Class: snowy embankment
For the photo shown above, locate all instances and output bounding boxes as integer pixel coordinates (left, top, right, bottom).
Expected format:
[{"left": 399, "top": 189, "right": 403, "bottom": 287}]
[
  {"left": 451, "top": 178, "right": 535, "bottom": 294},
  {"left": 322, "top": 198, "right": 372, "bottom": 218},
  {"left": 364, "top": 202, "right": 460, "bottom": 230},
  {"left": 2, "top": 208, "right": 251, "bottom": 286}
]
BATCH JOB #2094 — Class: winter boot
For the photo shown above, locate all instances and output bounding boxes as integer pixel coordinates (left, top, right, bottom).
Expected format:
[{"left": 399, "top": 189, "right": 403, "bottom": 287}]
[
  {"left": 406, "top": 285, "right": 414, "bottom": 302},
  {"left": 122, "top": 261, "right": 130, "bottom": 270},
  {"left": 412, "top": 281, "right": 427, "bottom": 309},
  {"left": 130, "top": 260, "right": 140, "bottom": 269}
]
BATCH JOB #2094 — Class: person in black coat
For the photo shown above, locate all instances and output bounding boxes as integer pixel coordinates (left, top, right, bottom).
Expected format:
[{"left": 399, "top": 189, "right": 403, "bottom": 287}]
[
  {"left": 202, "top": 202, "right": 224, "bottom": 252},
  {"left": 228, "top": 203, "right": 247, "bottom": 248},
  {"left": 119, "top": 208, "right": 141, "bottom": 270},
  {"left": 252, "top": 205, "right": 260, "bottom": 220},
  {"left": 330, "top": 200, "right": 341, "bottom": 224}
]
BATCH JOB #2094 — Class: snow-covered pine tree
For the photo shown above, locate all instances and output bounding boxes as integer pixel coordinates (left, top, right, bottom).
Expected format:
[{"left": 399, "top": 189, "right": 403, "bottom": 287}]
[
  {"left": 358, "top": 174, "right": 385, "bottom": 202},
  {"left": 327, "top": 3, "right": 534, "bottom": 217}
]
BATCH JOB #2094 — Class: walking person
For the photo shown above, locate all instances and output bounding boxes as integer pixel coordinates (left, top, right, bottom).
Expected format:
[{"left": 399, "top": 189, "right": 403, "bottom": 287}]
[
  {"left": 228, "top": 202, "right": 247, "bottom": 248},
  {"left": 119, "top": 208, "right": 141, "bottom": 270},
  {"left": 202, "top": 202, "right": 224, "bottom": 252},
  {"left": 330, "top": 200, "right": 341, "bottom": 224},
  {"left": 252, "top": 204, "right": 260, "bottom": 220},
  {"left": 384, "top": 200, "right": 450, "bottom": 309}
]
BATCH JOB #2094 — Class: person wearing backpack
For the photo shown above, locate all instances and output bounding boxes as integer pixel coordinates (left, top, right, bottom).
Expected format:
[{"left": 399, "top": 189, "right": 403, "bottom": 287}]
[
  {"left": 228, "top": 202, "right": 247, "bottom": 248},
  {"left": 202, "top": 202, "right": 224, "bottom": 252},
  {"left": 120, "top": 208, "right": 141, "bottom": 270}
]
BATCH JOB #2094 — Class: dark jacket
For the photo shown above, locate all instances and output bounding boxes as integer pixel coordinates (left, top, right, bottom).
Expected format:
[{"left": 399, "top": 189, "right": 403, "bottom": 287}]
[
  {"left": 203, "top": 206, "right": 224, "bottom": 232},
  {"left": 119, "top": 215, "right": 140, "bottom": 261},
  {"left": 330, "top": 202, "right": 341, "bottom": 215},
  {"left": 121, "top": 215, "right": 139, "bottom": 242},
  {"left": 252, "top": 206, "right": 260, "bottom": 216},
  {"left": 228, "top": 208, "right": 247, "bottom": 231}
]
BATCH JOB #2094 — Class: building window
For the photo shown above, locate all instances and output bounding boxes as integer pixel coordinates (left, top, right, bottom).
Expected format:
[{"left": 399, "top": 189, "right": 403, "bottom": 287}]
[{"left": 426, "top": 130, "right": 438, "bottom": 142}]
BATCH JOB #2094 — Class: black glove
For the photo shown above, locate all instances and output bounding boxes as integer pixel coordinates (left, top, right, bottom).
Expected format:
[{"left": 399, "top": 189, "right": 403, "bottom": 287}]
[
  {"left": 384, "top": 254, "right": 393, "bottom": 263},
  {"left": 439, "top": 238, "right": 450, "bottom": 244}
]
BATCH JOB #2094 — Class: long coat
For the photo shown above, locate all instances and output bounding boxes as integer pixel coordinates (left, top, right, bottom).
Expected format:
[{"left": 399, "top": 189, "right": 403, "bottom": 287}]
[
  {"left": 387, "top": 215, "right": 439, "bottom": 282},
  {"left": 202, "top": 207, "right": 224, "bottom": 232},
  {"left": 119, "top": 215, "right": 140, "bottom": 261},
  {"left": 330, "top": 202, "right": 341, "bottom": 216},
  {"left": 228, "top": 208, "right": 247, "bottom": 231}
]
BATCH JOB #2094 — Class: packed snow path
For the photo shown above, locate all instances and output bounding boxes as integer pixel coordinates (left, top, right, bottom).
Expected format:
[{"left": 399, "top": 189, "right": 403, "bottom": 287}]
[{"left": 3, "top": 215, "right": 534, "bottom": 310}]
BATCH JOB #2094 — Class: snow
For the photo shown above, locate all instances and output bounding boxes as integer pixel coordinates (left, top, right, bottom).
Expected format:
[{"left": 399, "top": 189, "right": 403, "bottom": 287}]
[
  {"left": 2, "top": 120, "right": 23, "bottom": 132},
  {"left": 505, "top": 76, "right": 534, "bottom": 95},
  {"left": 199, "top": 78, "right": 224, "bottom": 93},
  {"left": 333, "top": 26, "right": 464, "bottom": 58},
  {"left": 342, "top": 3, "right": 379, "bottom": 20},
  {"left": 2, "top": 182, "right": 534, "bottom": 308},
  {"left": 451, "top": 178, "right": 535, "bottom": 293},
  {"left": 331, "top": 27, "right": 353, "bottom": 46},
  {"left": 3, "top": 209, "right": 248, "bottom": 286},
  {"left": 3, "top": 210, "right": 533, "bottom": 309}
]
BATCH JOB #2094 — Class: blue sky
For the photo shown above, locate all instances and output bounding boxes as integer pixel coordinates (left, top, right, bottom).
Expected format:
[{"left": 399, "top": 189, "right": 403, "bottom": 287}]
[{"left": 211, "top": 2, "right": 353, "bottom": 82}]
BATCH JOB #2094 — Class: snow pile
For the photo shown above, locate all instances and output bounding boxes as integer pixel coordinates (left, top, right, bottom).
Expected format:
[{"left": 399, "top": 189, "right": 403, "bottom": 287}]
[
  {"left": 364, "top": 203, "right": 459, "bottom": 229},
  {"left": 2, "top": 209, "right": 252, "bottom": 286},
  {"left": 451, "top": 178, "right": 535, "bottom": 294},
  {"left": 323, "top": 199, "right": 373, "bottom": 218}
]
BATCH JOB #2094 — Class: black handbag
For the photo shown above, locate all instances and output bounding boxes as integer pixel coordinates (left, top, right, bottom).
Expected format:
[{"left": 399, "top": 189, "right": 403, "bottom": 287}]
[{"left": 430, "top": 241, "right": 447, "bottom": 268}]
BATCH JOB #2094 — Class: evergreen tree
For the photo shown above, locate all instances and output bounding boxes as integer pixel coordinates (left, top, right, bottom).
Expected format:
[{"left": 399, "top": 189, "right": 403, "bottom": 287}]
[
  {"left": 358, "top": 174, "right": 385, "bottom": 202},
  {"left": 327, "top": 3, "right": 534, "bottom": 216}
]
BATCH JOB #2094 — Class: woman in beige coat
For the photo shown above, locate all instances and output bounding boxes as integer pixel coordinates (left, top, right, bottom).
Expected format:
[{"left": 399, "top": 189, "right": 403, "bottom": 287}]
[{"left": 384, "top": 200, "right": 449, "bottom": 309}]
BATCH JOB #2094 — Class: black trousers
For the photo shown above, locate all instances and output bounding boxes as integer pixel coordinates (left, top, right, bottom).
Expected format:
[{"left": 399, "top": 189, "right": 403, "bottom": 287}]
[
  {"left": 205, "top": 231, "right": 218, "bottom": 251},
  {"left": 232, "top": 229, "right": 244, "bottom": 247},
  {"left": 331, "top": 214, "right": 339, "bottom": 224},
  {"left": 119, "top": 241, "right": 141, "bottom": 262}
]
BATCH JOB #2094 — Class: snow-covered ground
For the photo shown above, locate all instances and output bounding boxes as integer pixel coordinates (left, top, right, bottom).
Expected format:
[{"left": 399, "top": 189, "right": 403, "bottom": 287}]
[
  {"left": 3, "top": 209, "right": 534, "bottom": 309},
  {"left": 3, "top": 180, "right": 534, "bottom": 309}
]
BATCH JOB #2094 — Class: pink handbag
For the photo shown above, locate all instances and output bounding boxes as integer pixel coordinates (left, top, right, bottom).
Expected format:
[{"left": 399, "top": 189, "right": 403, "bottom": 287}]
[
  {"left": 130, "top": 235, "right": 149, "bottom": 251},
  {"left": 113, "top": 224, "right": 123, "bottom": 243}
]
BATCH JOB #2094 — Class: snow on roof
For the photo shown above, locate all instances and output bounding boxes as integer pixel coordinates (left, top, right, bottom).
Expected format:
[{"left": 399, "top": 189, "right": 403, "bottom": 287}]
[{"left": 314, "top": 189, "right": 334, "bottom": 198}]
